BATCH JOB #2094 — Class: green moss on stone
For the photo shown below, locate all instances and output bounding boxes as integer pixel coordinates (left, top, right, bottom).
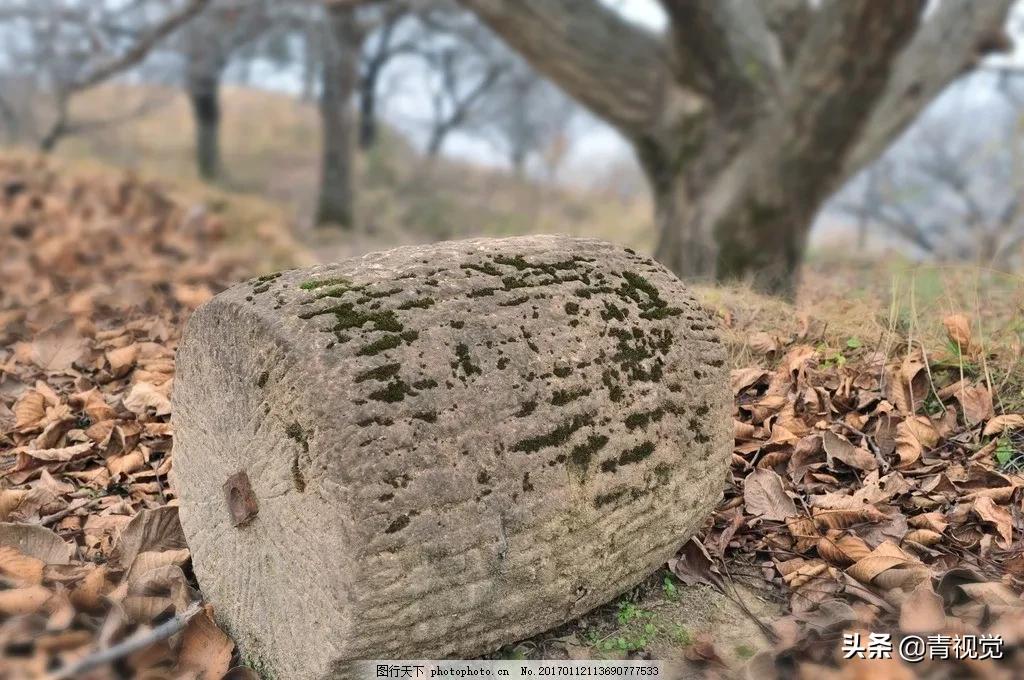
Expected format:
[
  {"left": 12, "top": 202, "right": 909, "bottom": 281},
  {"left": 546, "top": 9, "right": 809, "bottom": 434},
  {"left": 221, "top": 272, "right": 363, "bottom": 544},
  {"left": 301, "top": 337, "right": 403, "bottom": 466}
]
[
  {"left": 512, "top": 413, "right": 593, "bottom": 453},
  {"left": 357, "top": 334, "right": 403, "bottom": 356},
  {"left": 355, "top": 362, "right": 401, "bottom": 383},
  {"left": 300, "top": 276, "right": 351, "bottom": 290}
]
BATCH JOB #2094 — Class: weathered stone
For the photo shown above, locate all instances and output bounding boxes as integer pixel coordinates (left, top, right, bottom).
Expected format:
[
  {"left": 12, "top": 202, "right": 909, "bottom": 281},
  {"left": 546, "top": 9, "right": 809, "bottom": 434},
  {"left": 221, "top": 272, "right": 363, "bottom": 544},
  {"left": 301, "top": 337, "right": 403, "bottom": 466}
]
[{"left": 171, "top": 236, "right": 730, "bottom": 679}]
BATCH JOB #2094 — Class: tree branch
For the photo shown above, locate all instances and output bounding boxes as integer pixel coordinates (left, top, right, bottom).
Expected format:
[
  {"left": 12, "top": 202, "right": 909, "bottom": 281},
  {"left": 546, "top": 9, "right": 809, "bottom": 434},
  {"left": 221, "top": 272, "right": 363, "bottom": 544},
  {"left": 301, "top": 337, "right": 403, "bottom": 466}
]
[
  {"left": 791, "top": 1, "right": 925, "bottom": 154},
  {"left": 663, "top": 0, "right": 784, "bottom": 107},
  {"left": 455, "top": 0, "right": 674, "bottom": 138},
  {"left": 71, "top": 0, "right": 212, "bottom": 92},
  {"left": 840, "top": 0, "right": 1014, "bottom": 180},
  {"left": 760, "top": 0, "right": 814, "bottom": 64}
]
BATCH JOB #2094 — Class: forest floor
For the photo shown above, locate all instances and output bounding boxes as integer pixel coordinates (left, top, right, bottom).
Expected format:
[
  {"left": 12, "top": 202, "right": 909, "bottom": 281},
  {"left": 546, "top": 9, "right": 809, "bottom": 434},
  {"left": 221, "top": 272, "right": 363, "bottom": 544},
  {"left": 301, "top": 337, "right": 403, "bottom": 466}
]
[{"left": 1, "top": 154, "right": 1023, "bottom": 679}]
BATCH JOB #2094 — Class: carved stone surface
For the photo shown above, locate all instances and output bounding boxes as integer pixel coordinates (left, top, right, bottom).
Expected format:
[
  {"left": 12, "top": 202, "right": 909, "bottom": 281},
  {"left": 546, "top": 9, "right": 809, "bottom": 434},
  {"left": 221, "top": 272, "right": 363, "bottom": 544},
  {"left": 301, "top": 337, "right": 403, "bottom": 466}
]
[{"left": 171, "top": 236, "right": 731, "bottom": 679}]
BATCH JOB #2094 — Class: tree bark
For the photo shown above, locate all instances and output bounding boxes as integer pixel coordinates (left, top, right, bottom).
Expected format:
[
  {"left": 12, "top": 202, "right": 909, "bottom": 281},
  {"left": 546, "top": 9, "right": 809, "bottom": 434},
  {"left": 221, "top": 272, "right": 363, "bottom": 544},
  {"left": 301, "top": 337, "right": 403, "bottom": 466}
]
[
  {"left": 315, "top": 6, "right": 364, "bottom": 229},
  {"left": 458, "top": 0, "right": 1014, "bottom": 297},
  {"left": 358, "top": 65, "right": 379, "bottom": 150},
  {"left": 188, "top": 72, "right": 221, "bottom": 181}
]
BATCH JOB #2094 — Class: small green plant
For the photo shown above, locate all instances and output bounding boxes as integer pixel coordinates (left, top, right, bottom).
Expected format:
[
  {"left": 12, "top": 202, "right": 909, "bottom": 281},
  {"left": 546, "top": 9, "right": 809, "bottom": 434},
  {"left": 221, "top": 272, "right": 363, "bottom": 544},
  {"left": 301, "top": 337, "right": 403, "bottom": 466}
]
[
  {"left": 995, "top": 436, "right": 1017, "bottom": 468},
  {"left": 662, "top": 575, "right": 679, "bottom": 601},
  {"left": 670, "top": 625, "right": 693, "bottom": 646},
  {"left": 845, "top": 336, "right": 862, "bottom": 350},
  {"left": 617, "top": 601, "right": 641, "bottom": 626}
]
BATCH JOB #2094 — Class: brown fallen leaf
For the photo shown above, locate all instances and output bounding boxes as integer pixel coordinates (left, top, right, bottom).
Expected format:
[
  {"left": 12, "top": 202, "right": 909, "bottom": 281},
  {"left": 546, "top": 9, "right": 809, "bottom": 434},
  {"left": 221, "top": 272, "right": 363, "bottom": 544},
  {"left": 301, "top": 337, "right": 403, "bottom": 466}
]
[
  {"left": 973, "top": 496, "right": 1013, "bottom": 548},
  {"left": 177, "top": 605, "right": 234, "bottom": 679},
  {"left": 899, "top": 580, "right": 946, "bottom": 633},
  {"left": 18, "top": 320, "right": 90, "bottom": 372},
  {"left": 0, "top": 585, "right": 52, "bottom": 615},
  {"left": 984, "top": 414, "right": 1024, "bottom": 437},
  {"left": 112, "top": 506, "right": 187, "bottom": 569},
  {"left": 823, "top": 430, "right": 877, "bottom": 471},
  {"left": 943, "top": 313, "right": 973, "bottom": 352},
  {"left": 0, "top": 523, "right": 74, "bottom": 564},
  {"left": 743, "top": 467, "right": 799, "bottom": 521}
]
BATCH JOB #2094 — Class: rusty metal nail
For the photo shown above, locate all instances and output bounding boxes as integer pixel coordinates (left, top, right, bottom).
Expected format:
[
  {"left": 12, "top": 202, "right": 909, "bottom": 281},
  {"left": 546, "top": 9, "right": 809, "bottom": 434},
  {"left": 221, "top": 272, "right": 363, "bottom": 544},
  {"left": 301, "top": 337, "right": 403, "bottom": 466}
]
[{"left": 223, "top": 471, "right": 258, "bottom": 527}]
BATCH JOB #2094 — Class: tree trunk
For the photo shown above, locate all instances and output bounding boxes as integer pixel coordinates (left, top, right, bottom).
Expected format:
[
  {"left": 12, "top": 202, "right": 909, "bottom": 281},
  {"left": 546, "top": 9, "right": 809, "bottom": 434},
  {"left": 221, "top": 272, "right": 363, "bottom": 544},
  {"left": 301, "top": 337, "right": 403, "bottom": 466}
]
[
  {"left": 315, "top": 7, "right": 363, "bottom": 229},
  {"left": 358, "top": 67, "right": 378, "bottom": 150},
  {"left": 301, "top": 25, "right": 320, "bottom": 103},
  {"left": 188, "top": 73, "right": 221, "bottom": 182},
  {"left": 456, "top": 0, "right": 1014, "bottom": 298},
  {"left": 425, "top": 126, "right": 446, "bottom": 158}
]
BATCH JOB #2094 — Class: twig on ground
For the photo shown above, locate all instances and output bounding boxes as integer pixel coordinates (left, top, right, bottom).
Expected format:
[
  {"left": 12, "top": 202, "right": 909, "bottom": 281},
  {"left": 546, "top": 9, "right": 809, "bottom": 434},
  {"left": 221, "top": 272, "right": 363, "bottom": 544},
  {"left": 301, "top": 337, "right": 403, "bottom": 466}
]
[
  {"left": 48, "top": 602, "right": 203, "bottom": 680},
  {"left": 40, "top": 497, "right": 103, "bottom": 526}
]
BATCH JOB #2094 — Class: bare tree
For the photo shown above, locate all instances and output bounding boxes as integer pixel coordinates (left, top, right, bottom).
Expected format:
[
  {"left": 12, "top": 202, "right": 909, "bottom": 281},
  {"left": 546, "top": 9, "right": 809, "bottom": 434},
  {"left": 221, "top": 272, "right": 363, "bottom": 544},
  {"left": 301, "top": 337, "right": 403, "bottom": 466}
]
[
  {"left": 837, "top": 74, "right": 1024, "bottom": 268},
  {"left": 178, "top": 0, "right": 272, "bottom": 181},
  {"left": 315, "top": 2, "right": 367, "bottom": 228},
  {"left": 476, "top": 60, "right": 576, "bottom": 177},
  {"left": 405, "top": 9, "right": 508, "bottom": 159},
  {"left": 358, "top": 8, "right": 414, "bottom": 150},
  {"left": 0, "top": 0, "right": 210, "bottom": 152},
  {"left": 315, "top": 0, "right": 423, "bottom": 227},
  {"left": 455, "top": 0, "right": 1014, "bottom": 296}
]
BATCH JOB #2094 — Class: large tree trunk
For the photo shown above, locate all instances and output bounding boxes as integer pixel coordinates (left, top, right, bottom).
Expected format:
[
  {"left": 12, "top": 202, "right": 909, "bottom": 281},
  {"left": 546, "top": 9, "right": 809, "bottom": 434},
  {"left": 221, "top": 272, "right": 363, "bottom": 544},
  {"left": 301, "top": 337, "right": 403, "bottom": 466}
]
[
  {"left": 188, "top": 72, "right": 221, "bottom": 182},
  {"left": 457, "top": 0, "right": 1014, "bottom": 297},
  {"left": 315, "top": 6, "right": 363, "bottom": 229}
]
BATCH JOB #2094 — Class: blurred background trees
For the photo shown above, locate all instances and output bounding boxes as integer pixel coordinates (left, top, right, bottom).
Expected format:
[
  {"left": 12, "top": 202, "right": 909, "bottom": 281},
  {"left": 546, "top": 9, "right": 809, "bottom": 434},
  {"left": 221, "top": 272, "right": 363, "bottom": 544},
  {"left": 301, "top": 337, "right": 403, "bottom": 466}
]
[{"left": 0, "top": 0, "right": 1022, "bottom": 295}]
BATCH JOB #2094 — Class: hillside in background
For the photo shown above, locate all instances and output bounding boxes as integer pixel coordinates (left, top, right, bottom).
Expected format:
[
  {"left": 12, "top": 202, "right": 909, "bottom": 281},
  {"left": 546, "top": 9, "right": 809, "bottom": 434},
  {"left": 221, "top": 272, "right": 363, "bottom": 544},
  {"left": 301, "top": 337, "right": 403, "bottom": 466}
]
[{"left": 44, "top": 84, "right": 653, "bottom": 260}]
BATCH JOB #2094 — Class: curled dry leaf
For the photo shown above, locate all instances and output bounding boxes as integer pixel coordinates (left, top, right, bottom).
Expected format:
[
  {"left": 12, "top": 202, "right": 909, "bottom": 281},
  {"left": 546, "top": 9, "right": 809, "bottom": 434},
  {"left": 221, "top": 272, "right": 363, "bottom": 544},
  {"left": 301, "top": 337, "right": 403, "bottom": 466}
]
[
  {"left": 943, "top": 313, "right": 973, "bottom": 352},
  {"left": 894, "top": 415, "right": 938, "bottom": 469},
  {"left": 123, "top": 380, "right": 172, "bottom": 417},
  {"left": 177, "top": 605, "right": 234, "bottom": 679},
  {"left": 846, "top": 541, "right": 919, "bottom": 586},
  {"left": 973, "top": 496, "right": 1014, "bottom": 548},
  {"left": 984, "top": 414, "right": 1024, "bottom": 437}
]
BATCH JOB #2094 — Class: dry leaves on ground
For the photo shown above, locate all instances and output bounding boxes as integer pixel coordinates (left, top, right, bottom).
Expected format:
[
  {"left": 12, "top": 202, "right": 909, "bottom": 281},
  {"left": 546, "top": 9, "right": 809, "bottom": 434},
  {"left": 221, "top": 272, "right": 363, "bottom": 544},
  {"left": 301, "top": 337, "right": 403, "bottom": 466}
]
[
  {"left": 677, "top": 317, "right": 1024, "bottom": 676},
  {"left": 0, "top": 157, "right": 257, "bottom": 678}
]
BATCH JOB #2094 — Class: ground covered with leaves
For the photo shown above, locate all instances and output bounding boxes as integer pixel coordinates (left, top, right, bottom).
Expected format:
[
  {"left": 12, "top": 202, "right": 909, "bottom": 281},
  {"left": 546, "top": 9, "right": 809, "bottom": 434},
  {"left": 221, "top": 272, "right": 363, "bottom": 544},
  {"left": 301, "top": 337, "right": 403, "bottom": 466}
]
[
  {"left": 1, "top": 156, "right": 1023, "bottom": 678},
  {"left": 0, "top": 157, "right": 255, "bottom": 678}
]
